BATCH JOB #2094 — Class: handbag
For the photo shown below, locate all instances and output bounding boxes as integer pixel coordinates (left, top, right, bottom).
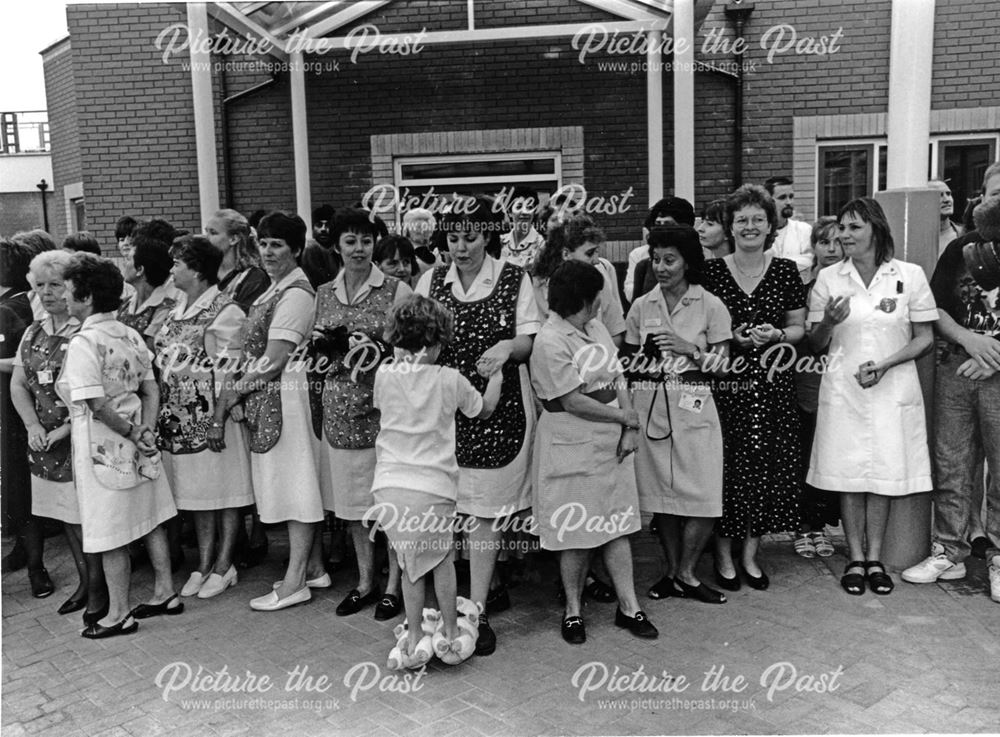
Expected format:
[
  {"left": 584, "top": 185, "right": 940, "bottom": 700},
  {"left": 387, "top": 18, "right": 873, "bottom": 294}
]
[{"left": 88, "top": 416, "right": 162, "bottom": 490}]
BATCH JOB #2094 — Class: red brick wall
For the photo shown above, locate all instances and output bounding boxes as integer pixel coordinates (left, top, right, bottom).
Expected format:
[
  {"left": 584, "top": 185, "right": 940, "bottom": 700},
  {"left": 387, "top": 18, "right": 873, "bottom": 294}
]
[{"left": 41, "top": 38, "right": 82, "bottom": 246}]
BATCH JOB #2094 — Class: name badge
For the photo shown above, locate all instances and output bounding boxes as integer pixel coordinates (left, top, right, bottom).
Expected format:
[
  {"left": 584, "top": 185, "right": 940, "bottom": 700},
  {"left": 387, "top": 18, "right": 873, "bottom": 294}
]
[
  {"left": 644, "top": 318, "right": 662, "bottom": 328},
  {"left": 37, "top": 370, "right": 54, "bottom": 385},
  {"left": 678, "top": 391, "right": 706, "bottom": 413},
  {"left": 878, "top": 298, "right": 897, "bottom": 313}
]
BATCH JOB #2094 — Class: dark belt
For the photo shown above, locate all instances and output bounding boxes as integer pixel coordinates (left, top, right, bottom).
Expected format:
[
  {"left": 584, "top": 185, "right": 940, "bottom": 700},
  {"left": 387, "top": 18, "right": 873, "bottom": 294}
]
[
  {"left": 671, "top": 369, "right": 713, "bottom": 384},
  {"left": 542, "top": 387, "right": 617, "bottom": 413}
]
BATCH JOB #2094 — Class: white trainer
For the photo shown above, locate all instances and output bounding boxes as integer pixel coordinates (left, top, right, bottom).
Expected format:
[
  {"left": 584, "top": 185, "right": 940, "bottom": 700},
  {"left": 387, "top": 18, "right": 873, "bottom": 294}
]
[
  {"left": 901, "top": 543, "right": 966, "bottom": 583},
  {"left": 989, "top": 555, "right": 1000, "bottom": 604}
]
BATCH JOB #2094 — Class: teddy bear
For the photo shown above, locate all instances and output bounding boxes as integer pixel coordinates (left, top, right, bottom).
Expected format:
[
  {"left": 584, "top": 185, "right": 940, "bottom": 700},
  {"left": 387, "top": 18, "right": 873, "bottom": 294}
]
[
  {"left": 386, "top": 608, "right": 439, "bottom": 671},
  {"left": 431, "top": 596, "right": 480, "bottom": 666},
  {"left": 965, "top": 196, "right": 1000, "bottom": 291}
]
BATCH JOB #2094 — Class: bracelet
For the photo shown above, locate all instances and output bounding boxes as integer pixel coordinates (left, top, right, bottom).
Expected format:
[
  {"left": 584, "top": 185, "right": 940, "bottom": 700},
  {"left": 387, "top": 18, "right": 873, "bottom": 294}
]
[{"left": 210, "top": 421, "right": 224, "bottom": 429}]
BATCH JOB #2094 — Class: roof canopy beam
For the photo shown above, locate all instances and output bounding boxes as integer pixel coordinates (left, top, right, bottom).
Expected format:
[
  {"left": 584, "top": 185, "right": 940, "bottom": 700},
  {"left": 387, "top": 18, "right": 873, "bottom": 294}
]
[
  {"left": 209, "top": 1, "right": 289, "bottom": 60},
  {"left": 270, "top": 1, "right": 345, "bottom": 37},
  {"left": 324, "top": 20, "right": 667, "bottom": 47},
  {"left": 303, "top": 0, "right": 394, "bottom": 40}
]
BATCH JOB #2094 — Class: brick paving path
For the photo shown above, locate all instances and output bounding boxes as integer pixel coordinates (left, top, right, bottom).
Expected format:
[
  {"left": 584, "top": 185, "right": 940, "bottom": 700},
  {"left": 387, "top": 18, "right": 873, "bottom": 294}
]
[{"left": 3, "top": 527, "right": 998, "bottom": 736}]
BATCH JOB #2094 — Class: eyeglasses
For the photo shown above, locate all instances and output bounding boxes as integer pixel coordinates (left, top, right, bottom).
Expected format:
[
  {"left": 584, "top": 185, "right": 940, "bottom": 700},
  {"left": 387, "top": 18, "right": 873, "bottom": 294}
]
[{"left": 733, "top": 216, "right": 768, "bottom": 227}]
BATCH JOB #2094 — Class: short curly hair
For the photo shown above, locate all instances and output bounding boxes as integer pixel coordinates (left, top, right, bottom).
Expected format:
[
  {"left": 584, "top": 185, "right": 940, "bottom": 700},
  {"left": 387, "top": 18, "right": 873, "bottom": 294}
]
[
  {"left": 383, "top": 295, "right": 454, "bottom": 351},
  {"left": 63, "top": 253, "right": 124, "bottom": 313},
  {"left": 170, "top": 235, "right": 222, "bottom": 285}
]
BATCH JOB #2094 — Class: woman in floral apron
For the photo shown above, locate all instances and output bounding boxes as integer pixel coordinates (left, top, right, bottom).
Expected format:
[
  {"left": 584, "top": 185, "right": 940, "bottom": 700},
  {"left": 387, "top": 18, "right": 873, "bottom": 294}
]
[
  {"left": 154, "top": 236, "right": 253, "bottom": 601},
  {"left": 213, "top": 212, "right": 326, "bottom": 612},
  {"left": 414, "top": 197, "right": 542, "bottom": 656},
  {"left": 58, "top": 254, "right": 179, "bottom": 639},
  {"left": 313, "top": 208, "right": 411, "bottom": 619},
  {"left": 10, "top": 251, "right": 97, "bottom": 616}
]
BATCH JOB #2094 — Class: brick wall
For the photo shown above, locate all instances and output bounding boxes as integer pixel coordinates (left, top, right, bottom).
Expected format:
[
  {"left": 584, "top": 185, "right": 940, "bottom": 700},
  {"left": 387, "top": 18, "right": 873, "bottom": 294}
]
[
  {"left": 932, "top": 0, "right": 1000, "bottom": 109},
  {"left": 65, "top": 3, "right": 202, "bottom": 242},
  {"left": 41, "top": 37, "right": 82, "bottom": 245}
]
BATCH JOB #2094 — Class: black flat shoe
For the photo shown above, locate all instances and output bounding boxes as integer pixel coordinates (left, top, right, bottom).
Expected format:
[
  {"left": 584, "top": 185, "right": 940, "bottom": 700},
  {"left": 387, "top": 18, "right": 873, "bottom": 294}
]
[
  {"left": 561, "top": 615, "right": 586, "bottom": 644},
  {"left": 864, "top": 561, "right": 894, "bottom": 596},
  {"left": 83, "top": 600, "right": 110, "bottom": 627},
  {"left": 841, "top": 560, "right": 866, "bottom": 596},
  {"left": 743, "top": 567, "right": 770, "bottom": 591},
  {"left": 373, "top": 594, "right": 402, "bottom": 621},
  {"left": 130, "top": 594, "right": 184, "bottom": 619},
  {"left": 82, "top": 615, "right": 138, "bottom": 639},
  {"left": 475, "top": 614, "right": 497, "bottom": 656},
  {"left": 485, "top": 585, "right": 511, "bottom": 614},
  {"left": 583, "top": 575, "right": 616, "bottom": 603},
  {"left": 647, "top": 575, "right": 680, "bottom": 600},
  {"left": 335, "top": 588, "right": 379, "bottom": 616},
  {"left": 673, "top": 578, "right": 727, "bottom": 604},
  {"left": 714, "top": 567, "right": 741, "bottom": 592},
  {"left": 614, "top": 608, "right": 658, "bottom": 639},
  {"left": 29, "top": 568, "right": 55, "bottom": 598},
  {"left": 58, "top": 594, "right": 88, "bottom": 615}
]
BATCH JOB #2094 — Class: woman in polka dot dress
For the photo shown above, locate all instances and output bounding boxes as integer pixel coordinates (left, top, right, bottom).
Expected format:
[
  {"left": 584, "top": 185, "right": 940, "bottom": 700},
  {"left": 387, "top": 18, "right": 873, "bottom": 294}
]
[{"left": 703, "top": 185, "right": 807, "bottom": 592}]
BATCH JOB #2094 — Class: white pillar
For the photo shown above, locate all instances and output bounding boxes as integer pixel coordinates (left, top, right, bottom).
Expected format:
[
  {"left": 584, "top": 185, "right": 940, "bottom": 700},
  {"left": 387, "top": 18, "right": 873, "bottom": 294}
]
[
  {"left": 187, "top": 3, "right": 219, "bottom": 222},
  {"left": 290, "top": 51, "right": 312, "bottom": 231},
  {"left": 646, "top": 30, "right": 664, "bottom": 206},
  {"left": 886, "top": 0, "right": 935, "bottom": 188},
  {"left": 672, "top": 0, "right": 695, "bottom": 203}
]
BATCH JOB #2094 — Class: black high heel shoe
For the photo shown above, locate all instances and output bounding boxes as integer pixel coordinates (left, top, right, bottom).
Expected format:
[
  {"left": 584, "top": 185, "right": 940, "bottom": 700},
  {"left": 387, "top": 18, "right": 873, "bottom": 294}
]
[
  {"left": 714, "top": 565, "right": 741, "bottom": 592},
  {"left": 743, "top": 566, "right": 770, "bottom": 591},
  {"left": 58, "top": 594, "right": 88, "bottom": 615}
]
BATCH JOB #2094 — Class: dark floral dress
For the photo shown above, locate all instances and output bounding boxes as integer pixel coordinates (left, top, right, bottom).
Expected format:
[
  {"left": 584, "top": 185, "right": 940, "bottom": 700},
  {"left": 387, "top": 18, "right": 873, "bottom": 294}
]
[{"left": 703, "top": 257, "right": 806, "bottom": 537}]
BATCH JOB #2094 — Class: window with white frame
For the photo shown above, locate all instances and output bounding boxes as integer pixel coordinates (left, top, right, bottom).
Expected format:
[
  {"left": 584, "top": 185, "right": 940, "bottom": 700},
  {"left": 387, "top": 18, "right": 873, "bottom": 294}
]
[
  {"left": 817, "top": 133, "right": 998, "bottom": 218},
  {"left": 392, "top": 152, "right": 562, "bottom": 218}
]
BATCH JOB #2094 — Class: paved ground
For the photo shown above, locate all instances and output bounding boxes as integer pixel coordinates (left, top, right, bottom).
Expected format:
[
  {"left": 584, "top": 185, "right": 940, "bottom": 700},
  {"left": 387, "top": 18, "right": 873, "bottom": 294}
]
[{"left": 3, "top": 524, "right": 998, "bottom": 737}]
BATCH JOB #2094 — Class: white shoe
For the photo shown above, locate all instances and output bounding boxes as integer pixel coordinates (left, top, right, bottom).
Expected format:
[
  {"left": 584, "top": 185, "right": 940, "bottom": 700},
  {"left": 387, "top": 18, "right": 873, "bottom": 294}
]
[
  {"left": 901, "top": 543, "right": 966, "bottom": 583},
  {"left": 989, "top": 555, "right": 1000, "bottom": 604},
  {"left": 197, "top": 566, "right": 237, "bottom": 599},
  {"left": 250, "top": 586, "right": 311, "bottom": 611},
  {"left": 271, "top": 572, "right": 332, "bottom": 590},
  {"left": 180, "top": 571, "right": 205, "bottom": 597}
]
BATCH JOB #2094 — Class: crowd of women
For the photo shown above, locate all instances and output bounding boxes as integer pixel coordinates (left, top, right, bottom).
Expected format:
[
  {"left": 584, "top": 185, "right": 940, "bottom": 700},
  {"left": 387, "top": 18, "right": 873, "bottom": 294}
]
[{"left": 0, "top": 178, "right": 990, "bottom": 666}]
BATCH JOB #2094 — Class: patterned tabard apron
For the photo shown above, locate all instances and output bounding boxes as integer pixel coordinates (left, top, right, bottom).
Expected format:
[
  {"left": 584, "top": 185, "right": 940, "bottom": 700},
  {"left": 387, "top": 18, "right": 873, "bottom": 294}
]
[
  {"left": 154, "top": 291, "right": 236, "bottom": 455},
  {"left": 315, "top": 276, "right": 398, "bottom": 449},
  {"left": 118, "top": 295, "right": 177, "bottom": 336},
  {"left": 241, "top": 278, "right": 314, "bottom": 453},
  {"left": 20, "top": 323, "right": 75, "bottom": 482},
  {"left": 430, "top": 262, "right": 526, "bottom": 469}
]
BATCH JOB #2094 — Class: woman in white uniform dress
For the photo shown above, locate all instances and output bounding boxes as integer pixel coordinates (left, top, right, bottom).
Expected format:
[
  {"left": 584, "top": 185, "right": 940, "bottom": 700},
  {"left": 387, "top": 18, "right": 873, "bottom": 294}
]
[{"left": 807, "top": 198, "right": 937, "bottom": 596}]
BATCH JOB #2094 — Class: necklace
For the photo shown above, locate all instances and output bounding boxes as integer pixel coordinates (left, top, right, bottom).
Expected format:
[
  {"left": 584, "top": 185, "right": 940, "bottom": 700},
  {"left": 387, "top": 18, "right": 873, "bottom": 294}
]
[{"left": 732, "top": 255, "right": 766, "bottom": 279}]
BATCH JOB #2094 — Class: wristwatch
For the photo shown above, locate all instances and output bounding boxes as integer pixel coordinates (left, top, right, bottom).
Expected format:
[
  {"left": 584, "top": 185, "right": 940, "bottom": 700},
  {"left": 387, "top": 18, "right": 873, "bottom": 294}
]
[
  {"left": 691, "top": 346, "right": 702, "bottom": 361},
  {"left": 776, "top": 329, "right": 787, "bottom": 343}
]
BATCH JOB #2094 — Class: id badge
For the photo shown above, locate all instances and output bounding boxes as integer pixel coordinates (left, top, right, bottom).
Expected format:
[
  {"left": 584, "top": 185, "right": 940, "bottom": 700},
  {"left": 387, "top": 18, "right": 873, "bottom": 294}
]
[
  {"left": 37, "top": 370, "right": 54, "bottom": 385},
  {"left": 678, "top": 391, "right": 706, "bottom": 413}
]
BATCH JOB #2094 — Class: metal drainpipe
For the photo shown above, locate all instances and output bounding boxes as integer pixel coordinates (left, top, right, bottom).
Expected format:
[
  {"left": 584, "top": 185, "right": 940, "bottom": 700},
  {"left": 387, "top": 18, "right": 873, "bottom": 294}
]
[
  {"left": 724, "top": 2, "right": 754, "bottom": 188},
  {"left": 219, "top": 68, "right": 279, "bottom": 209}
]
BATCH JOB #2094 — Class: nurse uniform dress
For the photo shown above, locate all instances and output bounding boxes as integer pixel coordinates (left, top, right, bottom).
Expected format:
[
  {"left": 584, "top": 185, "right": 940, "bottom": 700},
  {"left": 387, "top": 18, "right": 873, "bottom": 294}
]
[
  {"left": 625, "top": 284, "right": 732, "bottom": 518},
  {"left": 529, "top": 314, "right": 641, "bottom": 551},
  {"left": 415, "top": 256, "right": 541, "bottom": 519},
  {"left": 57, "top": 314, "right": 177, "bottom": 553},
  {"left": 14, "top": 316, "right": 81, "bottom": 524},
  {"left": 314, "top": 266, "right": 409, "bottom": 520},
  {"left": 240, "top": 267, "right": 324, "bottom": 524},
  {"left": 153, "top": 287, "right": 253, "bottom": 511},
  {"left": 807, "top": 259, "right": 937, "bottom": 494}
]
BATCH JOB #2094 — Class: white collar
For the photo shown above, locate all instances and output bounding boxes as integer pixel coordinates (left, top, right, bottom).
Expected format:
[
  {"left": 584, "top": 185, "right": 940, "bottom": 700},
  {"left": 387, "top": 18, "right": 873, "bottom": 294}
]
[{"left": 332, "top": 265, "right": 386, "bottom": 304}]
